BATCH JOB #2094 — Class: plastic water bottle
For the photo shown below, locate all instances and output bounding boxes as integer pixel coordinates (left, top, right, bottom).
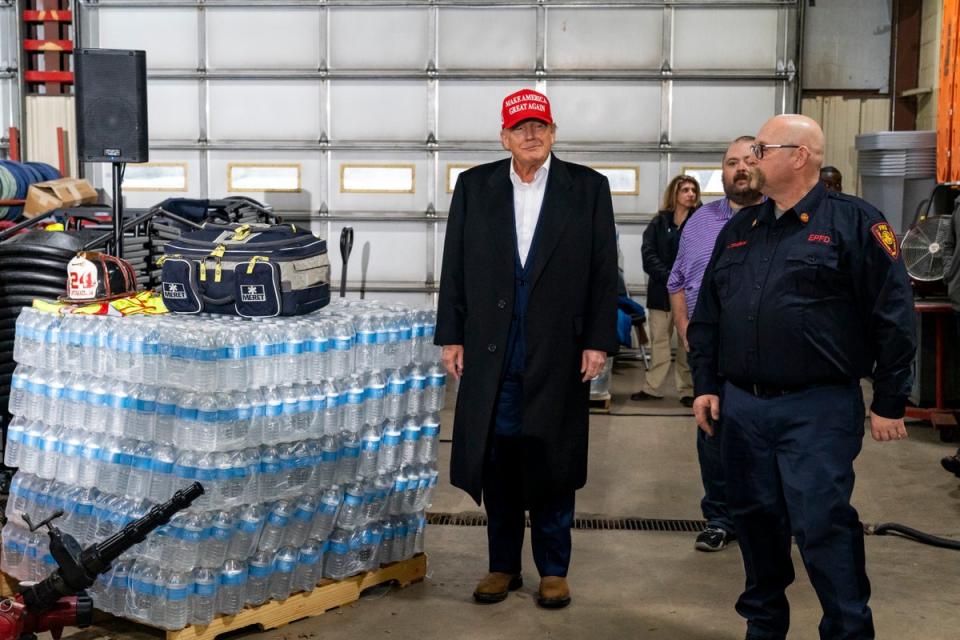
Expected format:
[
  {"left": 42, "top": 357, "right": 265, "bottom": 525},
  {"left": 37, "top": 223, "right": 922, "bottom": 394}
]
[
  {"left": 337, "top": 431, "right": 360, "bottom": 484},
  {"left": 202, "top": 510, "right": 234, "bottom": 569},
  {"left": 129, "top": 562, "right": 160, "bottom": 622},
  {"left": 323, "top": 529, "right": 351, "bottom": 580},
  {"left": 262, "top": 387, "right": 284, "bottom": 445},
  {"left": 312, "top": 487, "right": 341, "bottom": 540},
  {"left": 191, "top": 567, "right": 218, "bottom": 625},
  {"left": 25, "top": 368, "right": 47, "bottom": 422},
  {"left": 221, "top": 329, "right": 248, "bottom": 391},
  {"left": 241, "top": 447, "right": 262, "bottom": 505},
  {"left": 62, "top": 373, "right": 87, "bottom": 430},
  {"left": 406, "top": 365, "right": 425, "bottom": 416},
  {"left": 284, "top": 494, "right": 317, "bottom": 548},
  {"left": 106, "top": 382, "right": 134, "bottom": 437},
  {"left": 425, "top": 363, "right": 446, "bottom": 412},
  {"left": 307, "top": 384, "right": 326, "bottom": 438},
  {"left": 230, "top": 390, "right": 253, "bottom": 446},
  {"left": 163, "top": 570, "right": 193, "bottom": 630},
  {"left": 5, "top": 416, "right": 27, "bottom": 468},
  {"left": 217, "top": 559, "right": 247, "bottom": 615},
  {"left": 269, "top": 546, "right": 298, "bottom": 601},
  {"left": 127, "top": 441, "right": 155, "bottom": 500},
  {"left": 174, "top": 392, "right": 201, "bottom": 450},
  {"left": 283, "top": 323, "right": 305, "bottom": 383},
  {"left": 382, "top": 369, "right": 406, "bottom": 421},
  {"left": 396, "top": 311, "right": 414, "bottom": 367},
  {"left": 245, "top": 550, "right": 273, "bottom": 606},
  {"left": 172, "top": 512, "right": 205, "bottom": 572},
  {"left": 43, "top": 315, "right": 62, "bottom": 370},
  {"left": 293, "top": 539, "right": 323, "bottom": 593},
  {"left": 316, "top": 434, "right": 339, "bottom": 489},
  {"left": 419, "top": 413, "right": 440, "bottom": 464},
  {"left": 364, "top": 370, "right": 386, "bottom": 426},
  {"left": 379, "top": 519, "right": 395, "bottom": 565},
  {"left": 337, "top": 482, "right": 364, "bottom": 531},
  {"left": 195, "top": 393, "right": 220, "bottom": 452},
  {"left": 41, "top": 370, "right": 64, "bottom": 426},
  {"left": 154, "top": 387, "right": 178, "bottom": 445},
  {"left": 342, "top": 375, "right": 365, "bottom": 434},
  {"left": 322, "top": 379, "right": 342, "bottom": 435},
  {"left": 259, "top": 446, "right": 281, "bottom": 501},
  {"left": 393, "top": 517, "right": 410, "bottom": 562},
  {"left": 358, "top": 422, "right": 381, "bottom": 479},
  {"left": 384, "top": 314, "right": 402, "bottom": 369},
  {"left": 355, "top": 315, "right": 377, "bottom": 372},
  {"left": 411, "top": 310, "right": 426, "bottom": 365},
  {"left": 363, "top": 473, "right": 393, "bottom": 522},
  {"left": 148, "top": 445, "right": 176, "bottom": 503},
  {"left": 308, "top": 321, "right": 330, "bottom": 382},
  {"left": 377, "top": 419, "right": 402, "bottom": 475},
  {"left": 130, "top": 384, "right": 157, "bottom": 441},
  {"left": 294, "top": 384, "right": 312, "bottom": 439},
  {"left": 400, "top": 416, "right": 421, "bottom": 466},
  {"left": 422, "top": 309, "right": 440, "bottom": 362},
  {"left": 246, "top": 387, "right": 266, "bottom": 446},
  {"left": 141, "top": 320, "right": 161, "bottom": 385},
  {"left": 259, "top": 501, "right": 293, "bottom": 553},
  {"left": 390, "top": 466, "right": 411, "bottom": 516},
  {"left": 77, "top": 433, "right": 102, "bottom": 488},
  {"left": 89, "top": 317, "right": 110, "bottom": 376},
  {"left": 8, "top": 365, "right": 31, "bottom": 417},
  {"left": 229, "top": 504, "right": 265, "bottom": 561},
  {"left": 330, "top": 320, "right": 355, "bottom": 378}
]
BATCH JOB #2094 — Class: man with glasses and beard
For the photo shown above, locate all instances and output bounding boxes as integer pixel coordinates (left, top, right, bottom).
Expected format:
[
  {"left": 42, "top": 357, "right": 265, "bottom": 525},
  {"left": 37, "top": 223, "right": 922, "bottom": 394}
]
[
  {"left": 688, "top": 114, "right": 916, "bottom": 640},
  {"left": 667, "top": 136, "right": 763, "bottom": 553}
]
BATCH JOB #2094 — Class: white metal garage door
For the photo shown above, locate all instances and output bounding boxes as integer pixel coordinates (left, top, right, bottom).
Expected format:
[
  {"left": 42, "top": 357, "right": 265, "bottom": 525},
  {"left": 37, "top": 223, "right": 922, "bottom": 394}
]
[
  {"left": 0, "top": 0, "right": 21, "bottom": 158},
  {"left": 77, "top": 0, "right": 800, "bottom": 307}
]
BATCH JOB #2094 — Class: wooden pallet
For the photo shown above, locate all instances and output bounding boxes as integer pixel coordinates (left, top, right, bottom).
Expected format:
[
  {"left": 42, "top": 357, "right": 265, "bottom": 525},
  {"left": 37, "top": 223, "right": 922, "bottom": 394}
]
[
  {"left": 161, "top": 554, "right": 427, "bottom": 640},
  {"left": 0, "top": 571, "right": 19, "bottom": 597},
  {"left": 589, "top": 394, "right": 612, "bottom": 414}
]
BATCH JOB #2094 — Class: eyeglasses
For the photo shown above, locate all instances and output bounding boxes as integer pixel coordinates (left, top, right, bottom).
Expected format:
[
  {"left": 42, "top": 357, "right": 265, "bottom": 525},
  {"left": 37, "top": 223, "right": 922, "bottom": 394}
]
[{"left": 750, "top": 143, "right": 801, "bottom": 160}]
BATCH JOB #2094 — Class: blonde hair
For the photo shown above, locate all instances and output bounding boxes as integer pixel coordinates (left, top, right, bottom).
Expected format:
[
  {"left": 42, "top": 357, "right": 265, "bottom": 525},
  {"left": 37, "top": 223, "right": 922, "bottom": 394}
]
[{"left": 661, "top": 175, "right": 702, "bottom": 212}]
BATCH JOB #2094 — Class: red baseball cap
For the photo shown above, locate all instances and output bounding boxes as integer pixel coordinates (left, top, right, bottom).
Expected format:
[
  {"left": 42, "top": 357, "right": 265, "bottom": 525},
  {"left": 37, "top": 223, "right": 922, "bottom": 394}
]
[{"left": 501, "top": 89, "right": 553, "bottom": 130}]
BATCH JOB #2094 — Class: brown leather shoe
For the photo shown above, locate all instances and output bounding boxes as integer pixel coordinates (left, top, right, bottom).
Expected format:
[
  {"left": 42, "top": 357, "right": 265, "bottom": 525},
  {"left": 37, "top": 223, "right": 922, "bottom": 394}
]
[
  {"left": 536, "top": 576, "right": 571, "bottom": 609},
  {"left": 473, "top": 572, "right": 523, "bottom": 604}
]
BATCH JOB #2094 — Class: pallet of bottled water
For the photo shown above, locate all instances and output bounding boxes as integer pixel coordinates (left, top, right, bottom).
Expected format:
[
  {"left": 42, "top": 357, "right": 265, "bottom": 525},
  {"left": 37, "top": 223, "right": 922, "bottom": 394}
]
[{"left": 2, "top": 299, "right": 444, "bottom": 631}]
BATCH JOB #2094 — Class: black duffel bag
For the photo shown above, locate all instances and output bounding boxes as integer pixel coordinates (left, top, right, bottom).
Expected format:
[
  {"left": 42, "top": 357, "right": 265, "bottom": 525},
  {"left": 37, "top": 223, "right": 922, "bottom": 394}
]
[{"left": 160, "top": 222, "right": 330, "bottom": 317}]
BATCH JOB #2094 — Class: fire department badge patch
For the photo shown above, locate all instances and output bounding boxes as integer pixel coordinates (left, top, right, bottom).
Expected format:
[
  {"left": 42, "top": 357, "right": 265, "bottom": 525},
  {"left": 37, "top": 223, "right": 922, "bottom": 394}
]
[{"left": 870, "top": 222, "right": 899, "bottom": 260}]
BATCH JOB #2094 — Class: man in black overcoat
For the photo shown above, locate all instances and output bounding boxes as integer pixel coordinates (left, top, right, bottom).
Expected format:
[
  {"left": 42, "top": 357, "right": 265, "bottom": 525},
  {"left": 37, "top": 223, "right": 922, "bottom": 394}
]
[{"left": 435, "top": 88, "right": 618, "bottom": 609}]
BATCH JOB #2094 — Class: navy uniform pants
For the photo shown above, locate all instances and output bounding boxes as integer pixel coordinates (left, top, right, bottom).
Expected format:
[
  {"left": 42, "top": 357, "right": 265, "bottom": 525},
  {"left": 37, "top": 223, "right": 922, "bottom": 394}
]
[
  {"left": 483, "top": 370, "right": 575, "bottom": 578},
  {"left": 721, "top": 381, "right": 874, "bottom": 640}
]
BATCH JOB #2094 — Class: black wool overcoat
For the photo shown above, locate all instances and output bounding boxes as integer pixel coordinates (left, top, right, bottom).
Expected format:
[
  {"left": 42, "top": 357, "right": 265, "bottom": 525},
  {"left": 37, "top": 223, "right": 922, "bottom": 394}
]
[{"left": 435, "top": 155, "right": 619, "bottom": 505}]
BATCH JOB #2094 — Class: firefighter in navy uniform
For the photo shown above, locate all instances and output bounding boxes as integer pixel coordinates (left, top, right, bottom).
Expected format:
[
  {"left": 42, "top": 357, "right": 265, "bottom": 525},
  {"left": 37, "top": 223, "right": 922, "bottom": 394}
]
[{"left": 688, "top": 114, "right": 917, "bottom": 640}]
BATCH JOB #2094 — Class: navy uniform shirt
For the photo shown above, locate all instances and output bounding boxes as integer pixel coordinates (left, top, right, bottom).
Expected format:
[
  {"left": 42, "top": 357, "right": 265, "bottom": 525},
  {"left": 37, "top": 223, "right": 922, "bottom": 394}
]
[{"left": 688, "top": 181, "right": 917, "bottom": 419}]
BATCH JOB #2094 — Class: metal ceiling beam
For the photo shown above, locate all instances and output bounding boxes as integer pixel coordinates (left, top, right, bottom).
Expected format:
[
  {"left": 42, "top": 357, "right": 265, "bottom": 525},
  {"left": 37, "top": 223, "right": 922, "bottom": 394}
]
[
  {"left": 146, "top": 68, "right": 788, "bottom": 81},
  {"left": 149, "top": 139, "right": 730, "bottom": 153},
  {"left": 80, "top": 0, "right": 795, "bottom": 8}
]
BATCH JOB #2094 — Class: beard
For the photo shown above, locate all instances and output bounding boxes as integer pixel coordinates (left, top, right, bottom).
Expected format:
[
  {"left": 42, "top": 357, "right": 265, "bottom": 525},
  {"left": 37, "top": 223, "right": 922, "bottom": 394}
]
[{"left": 724, "top": 170, "right": 763, "bottom": 206}]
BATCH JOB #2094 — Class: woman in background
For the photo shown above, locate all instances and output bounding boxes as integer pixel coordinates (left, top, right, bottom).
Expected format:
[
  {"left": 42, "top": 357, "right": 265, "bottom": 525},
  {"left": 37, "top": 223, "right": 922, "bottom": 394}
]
[{"left": 631, "top": 175, "right": 700, "bottom": 406}]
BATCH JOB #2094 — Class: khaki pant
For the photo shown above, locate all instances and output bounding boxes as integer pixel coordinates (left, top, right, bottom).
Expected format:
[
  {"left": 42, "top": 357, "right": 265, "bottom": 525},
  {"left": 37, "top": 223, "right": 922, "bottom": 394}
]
[{"left": 641, "top": 308, "right": 693, "bottom": 397}]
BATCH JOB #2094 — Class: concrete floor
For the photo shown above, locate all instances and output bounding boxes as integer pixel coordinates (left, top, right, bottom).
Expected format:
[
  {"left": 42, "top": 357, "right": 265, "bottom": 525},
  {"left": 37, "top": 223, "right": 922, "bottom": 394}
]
[{"left": 71, "top": 360, "right": 960, "bottom": 640}]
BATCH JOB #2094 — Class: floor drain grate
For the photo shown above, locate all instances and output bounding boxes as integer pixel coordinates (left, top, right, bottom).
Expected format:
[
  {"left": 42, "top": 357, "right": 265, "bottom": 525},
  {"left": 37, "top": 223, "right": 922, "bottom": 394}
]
[{"left": 426, "top": 512, "right": 707, "bottom": 533}]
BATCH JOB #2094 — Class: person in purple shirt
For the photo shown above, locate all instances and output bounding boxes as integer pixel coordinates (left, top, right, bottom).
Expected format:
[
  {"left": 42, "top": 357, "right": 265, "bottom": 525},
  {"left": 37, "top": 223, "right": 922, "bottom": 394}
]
[{"left": 667, "top": 136, "right": 764, "bottom": 552}]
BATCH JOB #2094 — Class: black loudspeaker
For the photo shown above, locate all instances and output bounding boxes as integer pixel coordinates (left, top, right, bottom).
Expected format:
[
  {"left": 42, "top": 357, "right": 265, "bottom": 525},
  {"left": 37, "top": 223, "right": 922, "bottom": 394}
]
[{"left": 75, "top": 48, "right": 149, "bottom": 163}]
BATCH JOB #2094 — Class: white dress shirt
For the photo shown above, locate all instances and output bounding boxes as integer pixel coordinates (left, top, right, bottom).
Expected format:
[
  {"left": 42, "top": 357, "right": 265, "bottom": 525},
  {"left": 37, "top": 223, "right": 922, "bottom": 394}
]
[{"left": 509, "top": 154, "right": 551, "bottom": 266}]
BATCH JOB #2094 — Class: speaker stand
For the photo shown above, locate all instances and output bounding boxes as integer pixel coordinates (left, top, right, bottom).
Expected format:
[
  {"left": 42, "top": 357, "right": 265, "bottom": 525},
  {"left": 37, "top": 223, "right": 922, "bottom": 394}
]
[{"left": 110, "top": 162, "right": 124, "bottom": 259}]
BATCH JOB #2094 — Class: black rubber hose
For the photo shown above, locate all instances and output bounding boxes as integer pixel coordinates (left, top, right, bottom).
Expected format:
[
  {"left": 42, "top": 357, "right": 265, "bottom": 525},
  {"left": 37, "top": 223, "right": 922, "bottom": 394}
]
[{"left": 869, "top": 522, "right": 960, "bottom": 550}]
